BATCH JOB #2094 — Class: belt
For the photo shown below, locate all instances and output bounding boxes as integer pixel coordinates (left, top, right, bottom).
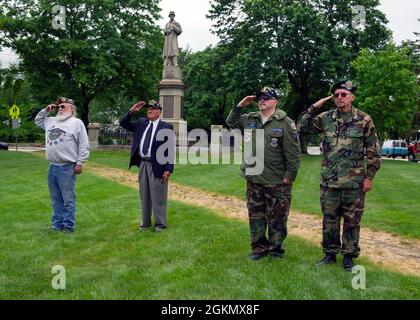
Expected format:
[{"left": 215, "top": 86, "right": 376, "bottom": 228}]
[
  {"left": 141, "top": 157, "right": 151, "bottom": 162},
  {"left": 50, "top": 161, "right": 73, "bottom": 166}
]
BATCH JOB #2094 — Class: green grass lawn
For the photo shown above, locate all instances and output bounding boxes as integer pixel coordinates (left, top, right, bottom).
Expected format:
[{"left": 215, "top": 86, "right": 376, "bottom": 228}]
[
  {"left": 88, "top": 150, "right": 420, "bottom": 239},
  {"left": 0, "top": 151, "right": 419, "bottom": 299}
]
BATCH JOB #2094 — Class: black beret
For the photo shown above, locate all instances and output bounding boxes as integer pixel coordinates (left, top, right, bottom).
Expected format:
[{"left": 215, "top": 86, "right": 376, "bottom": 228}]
[{"left": 331, "top": 80, "right": 357, "bottom": 93}]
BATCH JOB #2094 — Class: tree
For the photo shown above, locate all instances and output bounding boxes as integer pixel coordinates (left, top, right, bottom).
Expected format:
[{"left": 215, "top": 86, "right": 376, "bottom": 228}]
[
  {"left": 352, "top": 46, "right": 418, "bottom": 140},
  {"left": 207, "top": 0, "right": 391, "bottom": 120},
  {"left": 0, "top": 0, "right": 163, "bottom": 128},
  {"left": 400, "top": 18, "right": 420, "bottom": 130},
  {"left": 0, "top": 65, "right": 44, "bottom": 142},
  {"left": 182, "top": 44, "right": 278, "bottom": 129}
]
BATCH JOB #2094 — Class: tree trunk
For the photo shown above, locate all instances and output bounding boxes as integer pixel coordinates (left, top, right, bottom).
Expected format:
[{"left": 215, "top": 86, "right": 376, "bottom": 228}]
[
  {"left": 80, "top": 98, "right": 90, "bottom": 130},
  {"left": 79, "top": 84, "right": 92, "bottom": 130}
]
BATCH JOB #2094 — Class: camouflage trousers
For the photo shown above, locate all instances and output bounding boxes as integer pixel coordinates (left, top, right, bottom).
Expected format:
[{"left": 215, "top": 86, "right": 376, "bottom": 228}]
[
  {"left": 320, "top": 186, "right": 365, "bottom": 258},
  {"left": 247, "top": 181, "right": 292, "bottom": 254}
]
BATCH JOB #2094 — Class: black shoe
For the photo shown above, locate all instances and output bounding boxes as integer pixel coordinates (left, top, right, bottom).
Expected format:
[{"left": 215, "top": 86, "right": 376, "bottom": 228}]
[
  {"left": 316, "top": 253, "right": 337, "bottom": 266},
  {"left": 268, "top": 247, "right": 285, "bottom": 259},
  {"left": 249, "top": 251, "right": 267, "bottom": 261},
  {"left": 138, "top": 225, "right": 151, "bottom": 231},
  {"left": 269, "top": 251, "right": 284, "bottom": 259},
  {"left": 343, "top": 255, "right": 354, "bottom": 272}
]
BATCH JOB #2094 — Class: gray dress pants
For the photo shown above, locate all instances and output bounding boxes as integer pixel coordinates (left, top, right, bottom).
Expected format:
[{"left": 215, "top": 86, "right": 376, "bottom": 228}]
[{"left": 139, "top": 160, "right": 168, "bottom": 228}]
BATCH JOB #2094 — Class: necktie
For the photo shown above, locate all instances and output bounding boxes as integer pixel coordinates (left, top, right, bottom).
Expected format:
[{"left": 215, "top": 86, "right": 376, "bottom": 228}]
[{"left": 142, "top": 122, "right": 153, "bottom": 156}]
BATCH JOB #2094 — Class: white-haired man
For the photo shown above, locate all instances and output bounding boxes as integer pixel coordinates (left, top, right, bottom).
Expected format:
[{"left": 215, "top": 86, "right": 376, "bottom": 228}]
[{"left": 35, "top": 97, "right": 89, "bottom": 233}]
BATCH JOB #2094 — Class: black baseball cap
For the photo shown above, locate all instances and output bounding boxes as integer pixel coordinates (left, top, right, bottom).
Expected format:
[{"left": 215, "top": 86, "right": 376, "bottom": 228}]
[{"left": 256, "top": 86, "right": 278, "bottom": 100}]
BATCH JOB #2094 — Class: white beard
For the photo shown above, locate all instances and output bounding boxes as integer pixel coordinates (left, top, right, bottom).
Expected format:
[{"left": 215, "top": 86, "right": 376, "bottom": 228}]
[{"left": 57, "top": 112, "right": 73, "bottom": 122}]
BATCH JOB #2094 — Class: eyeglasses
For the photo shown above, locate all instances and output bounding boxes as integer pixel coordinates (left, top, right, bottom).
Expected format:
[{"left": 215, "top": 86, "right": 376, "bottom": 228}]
[
  {"left": 259, "top": 96, "right": 273, "bottom": 101},
  {"left": 333, "top": 92, "right": 350, "bottom": 98},
  {"left": 58, "top": 104, "right": 67, "bottom": 109}
]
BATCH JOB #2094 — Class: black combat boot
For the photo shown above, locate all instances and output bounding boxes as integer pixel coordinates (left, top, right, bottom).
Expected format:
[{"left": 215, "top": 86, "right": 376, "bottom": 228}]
[
  {"left": 268, "top": 246, "right": 285, "bottom": 259},
  {"left": 343, "top": 255, "right": 354, "bottom": 272},
  {"left": 315, "top": 253, "right": 337, "bottom": 266},
  {"left": 269, "top": 250, "right": 285, "bottom": 259},
  {"left": 249, "top": 251, "right": 268, "bottom": 261}
]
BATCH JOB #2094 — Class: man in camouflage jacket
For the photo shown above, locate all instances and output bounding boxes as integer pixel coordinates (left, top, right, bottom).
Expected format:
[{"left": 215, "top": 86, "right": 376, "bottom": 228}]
[
  {"left": 298, "top": 80, "right": 381, "bottom": 271},
  {"left": 226, "top": 87, "right": 301, "bottom": 261}
]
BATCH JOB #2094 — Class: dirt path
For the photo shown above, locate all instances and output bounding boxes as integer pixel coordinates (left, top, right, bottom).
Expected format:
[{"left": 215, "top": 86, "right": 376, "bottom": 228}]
[{"left": 86, "top": 163, "right": 420, "bottom": 277}]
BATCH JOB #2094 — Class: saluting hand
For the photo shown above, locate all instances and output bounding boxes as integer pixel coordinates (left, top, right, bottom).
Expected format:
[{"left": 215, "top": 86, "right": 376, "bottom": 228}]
[
  {"left": 238, "top": 96, "right": 257, "bottom": 108},
  {"left": 130, "top": 100, "right": 146, "bottom": 113},
  {"left": 46, "top": 104, "right": 57, "bottom": 113},
  {"left": 312, "top": 95, "right": 333, "bottom": 109}
]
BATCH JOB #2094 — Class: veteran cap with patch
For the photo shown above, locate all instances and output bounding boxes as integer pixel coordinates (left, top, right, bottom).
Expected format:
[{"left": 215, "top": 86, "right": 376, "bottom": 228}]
[
  {"left": 55, "top": 97, "right": 76, "bottom": 108},
  {"left": 256, "top": 86, "right": 278, "bottom": 100},
  {"left": 145, "top": 100, "right": 162, "bottom": 110},
  {"left": 331, "top": 80, "right": 357, "bottom": 94}
]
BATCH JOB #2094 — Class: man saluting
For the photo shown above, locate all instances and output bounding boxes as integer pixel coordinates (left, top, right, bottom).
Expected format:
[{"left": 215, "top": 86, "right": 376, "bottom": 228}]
[{"left": 298, "top": 80, "right": 381, "bottom": 271}]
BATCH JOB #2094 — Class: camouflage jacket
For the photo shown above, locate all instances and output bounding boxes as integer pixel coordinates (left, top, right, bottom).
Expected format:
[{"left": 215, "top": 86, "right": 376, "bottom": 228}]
[
  {"left": 298, "top": 105, "right": 381, "bottom": 188},
  {"left": 226, "top": 107, "right": 301, "bottom": 184}
]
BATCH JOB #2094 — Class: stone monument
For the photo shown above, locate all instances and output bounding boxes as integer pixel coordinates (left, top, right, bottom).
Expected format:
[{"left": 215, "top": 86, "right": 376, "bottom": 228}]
[
  {"left": 87, "top": 123, "right": 101, "bottom": 149},
  {"left": 158, "top": 11, "right": 187, "bottom": 146}
]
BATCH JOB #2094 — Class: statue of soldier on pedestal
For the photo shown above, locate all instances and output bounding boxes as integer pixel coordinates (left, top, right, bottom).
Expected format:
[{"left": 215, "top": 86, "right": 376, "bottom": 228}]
[{"left": 163, "top": 11, "right": 182, "bottom": 67}]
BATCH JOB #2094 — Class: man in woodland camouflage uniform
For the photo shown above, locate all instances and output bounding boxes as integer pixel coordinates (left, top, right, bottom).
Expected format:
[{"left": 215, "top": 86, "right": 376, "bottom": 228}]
[
  {"left": 298, "top": 80, "right": 381, "bottom": 271},
  {"left": 226, "top": 87, "right": 301, "bottom": 261}
]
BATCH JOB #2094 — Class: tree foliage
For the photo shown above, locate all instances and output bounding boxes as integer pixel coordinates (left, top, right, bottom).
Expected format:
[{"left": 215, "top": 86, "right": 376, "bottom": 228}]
[
  {"left": 400, "top": 19, "right": 420, "bottom": 130},
  {"left": 182, "top": 44, "right": 285, "bottom": 129},
  {"left": 207, "top": 0, "right": 391, "bottom": 120},
  {"left": 353, "top": 46, "right": 418, "bottom": 140},
  {"left": 0, "top": 0, "right": 164, "bottom": 127},
  {"left": 0, "top": 65, "right": 43, "bottom": 142}
]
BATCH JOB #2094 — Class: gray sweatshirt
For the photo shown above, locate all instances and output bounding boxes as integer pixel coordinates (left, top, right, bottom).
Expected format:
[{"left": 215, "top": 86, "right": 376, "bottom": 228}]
[{"left": 35, "top": 109, "right": 90, "bottom": 165}]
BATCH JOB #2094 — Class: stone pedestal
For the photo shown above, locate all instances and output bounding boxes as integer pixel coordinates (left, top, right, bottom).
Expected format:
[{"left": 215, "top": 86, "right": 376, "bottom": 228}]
[
  {"left": 88, "top": 123, "right": 101, "bottom": 149},
  {"left": 162, "top": 65, "right": 182, "bottom": 80},
  {"left": 163, "top": 118, "right": 188, "bottom": 147},
  {"left": 158, "top": 65, "right": 188, "bottom": 146}
]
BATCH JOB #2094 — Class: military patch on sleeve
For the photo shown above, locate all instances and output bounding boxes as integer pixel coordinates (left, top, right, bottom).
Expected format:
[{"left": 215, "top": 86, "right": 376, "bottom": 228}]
[{"left": 271, "top": 137, "right": 279, "bottom": 147}]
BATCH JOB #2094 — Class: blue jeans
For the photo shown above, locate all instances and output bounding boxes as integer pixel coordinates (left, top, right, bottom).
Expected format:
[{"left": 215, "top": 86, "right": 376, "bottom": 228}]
[{"left": 48, "top": 163, "right": 76, "bottom": 231}]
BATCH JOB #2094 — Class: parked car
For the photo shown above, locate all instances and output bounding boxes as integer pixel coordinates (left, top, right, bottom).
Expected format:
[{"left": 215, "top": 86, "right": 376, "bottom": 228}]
[
  {"left": 0, "top": 142, "right": 9, "bottom": 150},
  {"left": 380, "top": 140, "right": 408, "bottom": 159}
]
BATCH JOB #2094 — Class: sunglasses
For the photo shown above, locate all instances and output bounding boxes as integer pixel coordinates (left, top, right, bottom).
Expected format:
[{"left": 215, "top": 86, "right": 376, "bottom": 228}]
[
  {"left": 58, "top": 104, "right": 68, "bottom": 109},
  {"left": 333, "top": 92, "right": 350, "bottom": 98},
  {"left": 259, "top": 96, "right": 274, "bottom": 101}
]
